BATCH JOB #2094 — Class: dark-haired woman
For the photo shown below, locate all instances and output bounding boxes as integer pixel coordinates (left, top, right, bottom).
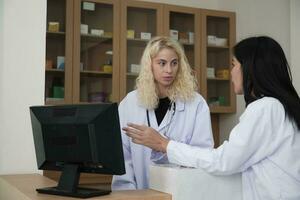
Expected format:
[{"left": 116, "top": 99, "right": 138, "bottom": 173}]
[{"left": 124, "top": 36, "right": 300, "bottom": 199}]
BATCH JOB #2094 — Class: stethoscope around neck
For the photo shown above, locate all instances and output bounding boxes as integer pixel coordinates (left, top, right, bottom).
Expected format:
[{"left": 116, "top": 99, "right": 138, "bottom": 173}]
[{"left": 146, "top": 102, "right": 176, "bottom": 127}]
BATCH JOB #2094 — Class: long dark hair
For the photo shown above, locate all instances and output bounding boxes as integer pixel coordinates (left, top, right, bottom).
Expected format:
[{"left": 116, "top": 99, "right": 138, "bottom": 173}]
[{"left": 233, "top": 36, "right": 300, "bottom": 130}]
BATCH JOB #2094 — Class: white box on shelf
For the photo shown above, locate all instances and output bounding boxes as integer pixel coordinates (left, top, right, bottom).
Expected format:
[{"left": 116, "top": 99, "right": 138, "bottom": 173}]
[
  {"left": 130, "top": 64, "right": 141, "bottom": 74},
  {"left": 80, "top": 24, "right": 88, "bottom": 34},
  {"left": 83, "top": 2, "right": 95, "bottom": 11},
  {"left": 90, "top": 29, "right": 104, "bottom": 36},
  {"left": 170, "top": 29, "right": 178, "bottom": 40},
  {"left": 57, "top": 56, "right": 65, "bottom": 70},
  {"left": 215, "top": 38, "right": 228, "bottom": 46},
  {"left": 188, "top": 32, "right": 194, "bottom": 44},
  {"left": 141, "top": 32, "right": 151, "bottom": 40},
  {"left": 80, "top": 62, "right": 84, "bottom": 71},
  {"left": 207, "top": 67, "right": 215, "bottom": 78},
  {"left": 207, "top": 35, "right": 217, "bottom": 46}
]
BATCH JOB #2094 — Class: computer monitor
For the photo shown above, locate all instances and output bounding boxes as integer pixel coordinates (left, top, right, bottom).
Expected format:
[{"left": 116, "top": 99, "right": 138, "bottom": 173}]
[{"left": 30, "top": 103, "right": 125, "bottom": 198}]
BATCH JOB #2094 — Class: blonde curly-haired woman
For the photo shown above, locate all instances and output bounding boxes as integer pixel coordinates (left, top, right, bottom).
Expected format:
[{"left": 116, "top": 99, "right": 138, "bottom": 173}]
[{"left": 112, "top": 36, "right": 214, "bottom": 190}]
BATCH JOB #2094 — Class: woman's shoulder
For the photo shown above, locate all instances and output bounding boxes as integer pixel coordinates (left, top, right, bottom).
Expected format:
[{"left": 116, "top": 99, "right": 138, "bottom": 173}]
[
  {"left": 248, "top": 97, "right": 283, "bottom": 109},
  {"left": 181, "top": 92, "right": 208, "bottom": 109},
  {"left": 245, "top": 97, "right": 285, "bottom": 117},
  {"left": 120, "top": 90, "right": 138, "bottom": 105},
  {"left": 190, "top": 92, "right": 208, "bottom": 104}
]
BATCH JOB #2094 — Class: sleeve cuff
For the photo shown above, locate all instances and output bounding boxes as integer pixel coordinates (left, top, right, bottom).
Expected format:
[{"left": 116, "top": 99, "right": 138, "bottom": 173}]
[{"left": 166, "top": 140, "right": 178, "bottom": 163}]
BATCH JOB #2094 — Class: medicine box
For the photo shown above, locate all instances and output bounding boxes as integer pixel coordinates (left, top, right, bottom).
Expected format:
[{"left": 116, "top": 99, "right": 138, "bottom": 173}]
[
  {"left": 90, "top": 29, "right": 104, "bottom": 36},
  {"left": 130, "top": 64, "right": 141, "bottom": 74},
  {"left": 83, "top": 2, "right": 95, "bottom": 11},
  {"left": 127, "top": 30, "right": 135, "bottom": 39},
  {"left": 80, "top": 24, "right": 88, "bottom": 34},
  {"left": 170, "top": 30, "right": 178, "bottom": 40},
  {"left": 188, "top": 32, "right": 194, "bottom": 44},
  {"left": 179, "top": 32, "right": 188, "bottom": 43},
  {"left": 141, "top": 32, "right": 151, "bottom": 40},
  {"left": 57, "top": 56, "right": 65, "bottom": 70},
  {"left": 48, "top": 22, "right": 59, "bottom": 32},
  {"left": 216, "top": 69, "right": 229, "bottom": 79},
  {"left": 207, "top": 67, "right": 215, "bottom": 78}
]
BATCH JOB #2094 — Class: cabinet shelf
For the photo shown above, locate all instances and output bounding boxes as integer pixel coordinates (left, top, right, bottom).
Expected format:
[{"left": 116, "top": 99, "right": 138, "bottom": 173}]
[
  {"left": 207, "top": 45, "right": 229, "bottom": 48},
  {"left": 207, "top": 77, "right": 230, "bottom": 81},
  {"left": 181, "top": 41, "right": 194, "bottom": 46},
  {"left": 81, "top": 34, "right": 113, "bottom": 43},
  {"left": 45, "top": 98, "right": 65, "bottom": 105},
  {"left": 46, "top": 69, "right": 65, "bottom": 73},
  {"left": 209, "top": 105, "right": 234, "bottom": 113},
  {"left": 80, "top": 70, "right": 112, "bottom": 78},
  {"left": 46, "top": 31, "right": 66, "bottom": 39},
  {"left": 127, "top": 38, "right": 150, "bottom": 42},
  {"left": 127, "top": 72, "right": 139, "bottom": 77},
  {"left": 127, "top": 38, "right": 150, "bottom": 47},
  {"left": 207, "top": 45, "right": 229, "bottom": 52}
]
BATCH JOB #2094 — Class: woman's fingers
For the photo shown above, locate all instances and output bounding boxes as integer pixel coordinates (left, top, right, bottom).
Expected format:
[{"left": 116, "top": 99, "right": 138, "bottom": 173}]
[{"left": 127, "top": 123, "right": 147, "bottom": 131}]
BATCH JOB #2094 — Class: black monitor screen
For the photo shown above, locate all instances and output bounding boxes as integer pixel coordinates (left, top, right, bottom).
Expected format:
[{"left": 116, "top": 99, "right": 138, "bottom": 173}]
[{"left": 30, "top": 103, "right": 125, "bottom": 198}]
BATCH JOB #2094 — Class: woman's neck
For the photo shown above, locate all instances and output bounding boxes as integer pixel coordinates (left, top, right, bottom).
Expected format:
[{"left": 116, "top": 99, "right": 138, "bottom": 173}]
[{"left": 157, "top": 85, "right": 168, "bottom": 98}]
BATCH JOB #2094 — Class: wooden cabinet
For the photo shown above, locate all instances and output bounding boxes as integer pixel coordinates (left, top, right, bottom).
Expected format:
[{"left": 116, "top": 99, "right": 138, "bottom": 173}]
[
  {"left": 163, "top": 4, "right": 201, "bottom": 81},
  {"left": 73, "top": 0, "right": 120, "bottom": 103},
  {"left": 119, "top": 0, "right": 163, "bottom": 98},
  {"left": 200, "top": 10, "right": 236, "bottom": 113},
  {"left": 45, "top": 0, "right": 120, "bottom": 105},
  {"left": 45, "top": 0, "right": 73, "bottom": 105},
  {"left": 45, "top": 0, "right": 236, "bottom": 114}
]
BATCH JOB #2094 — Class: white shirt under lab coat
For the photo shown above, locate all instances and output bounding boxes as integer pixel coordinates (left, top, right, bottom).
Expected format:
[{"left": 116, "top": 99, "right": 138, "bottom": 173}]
[
  {"left": 112, "top": 90, "right": 214, "bottom": 190},
  {"left": 167, "top": 97, "right": 300, "bottom": 200}
]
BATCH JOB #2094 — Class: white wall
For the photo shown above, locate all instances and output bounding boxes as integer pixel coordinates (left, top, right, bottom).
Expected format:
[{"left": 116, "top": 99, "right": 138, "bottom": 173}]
[
  {"left": 290, "top": 0, "right": 300, "bottom": 94},
  {"left": 0, "top": 0, "right": 4, "bottom": 173},
  {"left": 0, "top": 0, "right": 46, "bottom": 174},
  {"left": 0, "top": 0, "right": 295, "bottom": 174}
]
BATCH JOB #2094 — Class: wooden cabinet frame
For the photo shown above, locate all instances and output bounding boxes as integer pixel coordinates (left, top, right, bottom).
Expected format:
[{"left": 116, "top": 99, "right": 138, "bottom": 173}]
[
  {"left": 163, "top": 4, "right": 201, "bottom": 93},
  {"left": 200, "top": 9, "right": 236, "bottom": 113},
  {"left": 119, "top": 0, "right": 163, "bottom": 99},
  {"left": 73, "top": 0, "right": 121, "bottom": 103}
]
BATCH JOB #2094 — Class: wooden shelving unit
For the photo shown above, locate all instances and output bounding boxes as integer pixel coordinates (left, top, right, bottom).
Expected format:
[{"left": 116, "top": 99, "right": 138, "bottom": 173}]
[
  {"left": 163, "top": 4, "right": 200, "bottom": 77},
  {"left": 119, "top": 0, "right": 163, "bottom": 98},
  {"left": 45, "top": 0, "right": 73, "bottom": 105},
  {"left": 200, "top": 9, "right": 236, "bottom": 146}
]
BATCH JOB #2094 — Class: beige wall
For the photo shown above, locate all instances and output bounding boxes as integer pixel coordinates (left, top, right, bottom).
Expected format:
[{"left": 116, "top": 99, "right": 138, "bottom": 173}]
[
  {"left": 0, "top": 0, "right": 296, "bottom": 174},
  {"left": 290, "top": 0, "right": 300, "bottom": 93}
]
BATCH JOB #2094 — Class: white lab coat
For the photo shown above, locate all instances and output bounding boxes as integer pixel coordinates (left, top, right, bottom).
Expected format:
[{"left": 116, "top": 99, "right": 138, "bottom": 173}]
[
  {"left": 167, "top": 97, "right": 300, "bottom": 200},
  {"left": 112, "top": 90, "right": 214, "bottom": 190}
]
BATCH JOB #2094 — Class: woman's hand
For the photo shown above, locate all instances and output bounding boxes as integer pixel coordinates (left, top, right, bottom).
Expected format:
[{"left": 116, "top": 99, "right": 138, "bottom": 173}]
[{"left": 123, "top": 123, "right": 169, "bottom": 153}]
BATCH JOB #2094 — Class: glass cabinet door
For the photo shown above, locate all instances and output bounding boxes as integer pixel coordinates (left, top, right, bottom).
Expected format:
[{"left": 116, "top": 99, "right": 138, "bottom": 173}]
[
  {"left": 201, "top": 10, "right": 236, "bottom": 113},
  {"left": 119, "top": 0, "right": 163, "bottom": 99},
  {"left": 45, "top": 0, "right": 73, "bottom": 104},
  {"left": 73, "top": 0, "right": 120, "bottom": 103},
  {"left": 163, "top": 5, "right": 201, "bottom": 85}
]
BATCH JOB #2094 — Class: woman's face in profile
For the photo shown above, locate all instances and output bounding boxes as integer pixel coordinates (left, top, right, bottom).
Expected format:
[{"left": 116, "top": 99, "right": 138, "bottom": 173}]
[
  {"left": 231, "top": 57, "right": 243, "bottom": 94},
  {"left": 151, "top": 48, "right": 179, "bottom": 90}
]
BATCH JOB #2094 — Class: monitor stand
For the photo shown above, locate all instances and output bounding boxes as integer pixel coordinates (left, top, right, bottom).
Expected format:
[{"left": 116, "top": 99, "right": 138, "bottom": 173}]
[{"left": 36, "top": 164, "right": 111, "bottom": 198}]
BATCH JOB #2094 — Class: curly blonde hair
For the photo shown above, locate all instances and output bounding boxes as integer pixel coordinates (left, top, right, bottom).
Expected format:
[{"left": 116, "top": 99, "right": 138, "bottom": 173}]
[{"left": 136, "top": 36, "right": 197, "bottom": 109}]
